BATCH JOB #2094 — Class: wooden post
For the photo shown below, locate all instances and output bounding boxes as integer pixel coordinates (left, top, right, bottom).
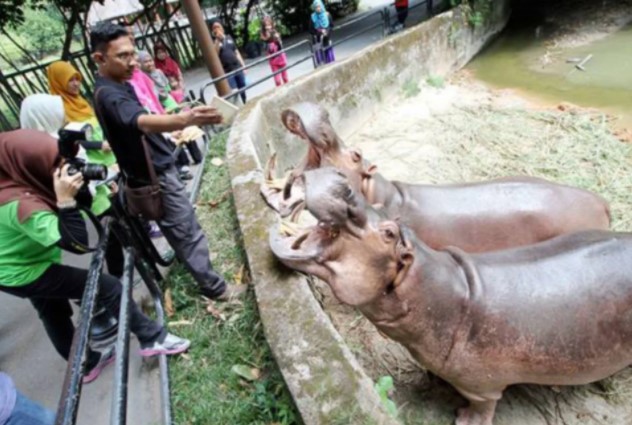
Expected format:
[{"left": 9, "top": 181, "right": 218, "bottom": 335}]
[{"left": 180, "top": 0, "right": 231, "bottom": 97}]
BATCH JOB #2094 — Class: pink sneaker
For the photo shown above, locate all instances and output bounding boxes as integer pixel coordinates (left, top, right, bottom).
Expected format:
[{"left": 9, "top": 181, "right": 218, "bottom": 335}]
[
  {"left": 83, "top": 347, "right": 115, "bottom": 384},
  {"left": 139, "top": 333, "right": 191, "bottom": 357}
]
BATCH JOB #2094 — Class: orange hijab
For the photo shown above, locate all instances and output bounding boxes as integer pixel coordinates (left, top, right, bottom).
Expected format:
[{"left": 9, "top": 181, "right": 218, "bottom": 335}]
[{"left": 47, "top": 61, "right": 94, "bottom": 122}]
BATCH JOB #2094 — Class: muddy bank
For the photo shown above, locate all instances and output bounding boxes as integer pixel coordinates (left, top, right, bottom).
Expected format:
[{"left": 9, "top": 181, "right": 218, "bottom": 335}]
[{"left": 313, "top": 75, "right": 632, "bottom": 425}]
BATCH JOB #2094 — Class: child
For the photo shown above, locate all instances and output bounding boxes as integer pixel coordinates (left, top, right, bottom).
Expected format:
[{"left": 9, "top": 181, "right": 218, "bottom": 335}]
[{"left": 260, "top": 16, "right": 289, "bottom": 87}]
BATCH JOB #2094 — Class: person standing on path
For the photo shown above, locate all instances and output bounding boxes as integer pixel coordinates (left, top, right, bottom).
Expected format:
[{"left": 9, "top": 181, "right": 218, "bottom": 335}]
[
  {"left": 89, "top": 22, "right": 246, "bottom": 301},
  {"left": 260, "top": 16, "right": 289, "bottom": 87},
  {"left": 395, "top": 0, "right": 409, "bottom": 29},
  {"left": 310, "top": 0, "right": 335, "bottom": 65},
  {"left": 210, "top": 19, "right": 248, "bottom": 104}
]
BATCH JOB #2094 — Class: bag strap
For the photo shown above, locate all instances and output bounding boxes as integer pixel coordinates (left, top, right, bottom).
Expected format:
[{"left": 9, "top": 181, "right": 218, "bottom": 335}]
[
  {"left": 140, "top": 135, "right": 159, "bottom": 185},
  {"left": 93, "top": 84, "right": 159, "bottom": 186}
]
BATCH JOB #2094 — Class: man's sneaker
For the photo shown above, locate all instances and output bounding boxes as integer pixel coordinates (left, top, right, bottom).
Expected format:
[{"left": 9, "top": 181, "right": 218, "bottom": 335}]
[
  {"left": 139, "top": 333, "right": 191, "bottom": 357},
  {"left": 83, "top": 346, "right": 115, "bottom": 384},
  {"left": 214, "top": 284, "right": 248, "bottom": 302}
]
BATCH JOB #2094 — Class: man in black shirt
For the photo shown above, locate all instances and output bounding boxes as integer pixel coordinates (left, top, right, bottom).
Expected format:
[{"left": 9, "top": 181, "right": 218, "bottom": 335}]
[
  {"left": 210, "top": 19, "right": 247, "bottom": 104},
  {"left": 90, "top": 22, "right": 246, "bottom": 301}
]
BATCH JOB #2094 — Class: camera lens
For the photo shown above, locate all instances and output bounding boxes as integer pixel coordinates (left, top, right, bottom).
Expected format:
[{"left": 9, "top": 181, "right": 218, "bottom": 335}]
[{"left": 82, "top": 164, "right": 108, "bottom": 181}]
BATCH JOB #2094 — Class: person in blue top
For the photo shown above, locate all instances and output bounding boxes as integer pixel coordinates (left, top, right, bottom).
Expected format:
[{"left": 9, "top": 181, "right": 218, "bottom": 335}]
[
  {"left": 0, "top": 372, "right": 54, "bottom": 425},
  {"left": 0, "top": 129, "right": 191, "bottom": 384},
  {"left": 309, "top": 0, "right": 335, "bottom": 65}
]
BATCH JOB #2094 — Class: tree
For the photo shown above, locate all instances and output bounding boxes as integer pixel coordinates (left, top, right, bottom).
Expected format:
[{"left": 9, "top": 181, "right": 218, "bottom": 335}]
[
  {"left": 19, "top": 7, "right": 66, "bottom": 58},
  {"left": 268, "top": 0, "right": 313, "bottom": 34}
]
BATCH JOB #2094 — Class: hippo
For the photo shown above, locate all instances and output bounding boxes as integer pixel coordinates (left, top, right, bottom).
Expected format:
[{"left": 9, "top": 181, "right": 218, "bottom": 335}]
[
  {"left": 269, "top": 173, "right": 632, "bottom": 425},
  {"left": 262, "top": 102, "right": 611, "bottom": 253}
]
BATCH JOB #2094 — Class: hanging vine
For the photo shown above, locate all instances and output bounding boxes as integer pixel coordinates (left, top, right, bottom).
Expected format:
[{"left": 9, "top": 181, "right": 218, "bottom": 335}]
[{"left": 450, "top": 0, "right": 494, "bottom": 28}]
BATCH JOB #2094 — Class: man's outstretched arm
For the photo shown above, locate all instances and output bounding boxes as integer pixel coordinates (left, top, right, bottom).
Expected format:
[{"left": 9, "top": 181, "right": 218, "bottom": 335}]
[{"left": 137, "top": 106, "right": 223, "bottom": 134}]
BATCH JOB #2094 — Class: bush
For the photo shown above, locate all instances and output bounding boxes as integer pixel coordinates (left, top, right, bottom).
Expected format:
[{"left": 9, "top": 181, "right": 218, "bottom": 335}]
[{"left": 18, "top": 7, "right": 65, "bottom": 59}]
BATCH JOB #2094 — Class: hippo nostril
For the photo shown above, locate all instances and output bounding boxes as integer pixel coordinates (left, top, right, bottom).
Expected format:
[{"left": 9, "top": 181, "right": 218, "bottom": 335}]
[{"left": 384, "top": 281, "right": 395, "bottom": 295}]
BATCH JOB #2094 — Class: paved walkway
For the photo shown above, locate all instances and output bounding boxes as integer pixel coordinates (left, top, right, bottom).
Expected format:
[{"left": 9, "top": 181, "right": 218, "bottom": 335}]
[
  {"left": 0, "top": 1, "right": 445, "bottom": 424},
  {"left": 185, "top": 0, "right": 440, "bottom": 104}
]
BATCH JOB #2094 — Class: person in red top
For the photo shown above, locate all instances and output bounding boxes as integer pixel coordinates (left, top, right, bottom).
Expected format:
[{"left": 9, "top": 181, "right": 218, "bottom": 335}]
[
  {"left": 395, "top": 0, "right": 409, "bottom": 28},
  {"left": 153, "top": 42, "right": 185, "bottom": 103}
]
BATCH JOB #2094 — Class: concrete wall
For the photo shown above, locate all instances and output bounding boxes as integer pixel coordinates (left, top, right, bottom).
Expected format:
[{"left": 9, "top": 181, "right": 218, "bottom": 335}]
[{"left": 225, "top": 2, "right": 511, "bottom": 424}]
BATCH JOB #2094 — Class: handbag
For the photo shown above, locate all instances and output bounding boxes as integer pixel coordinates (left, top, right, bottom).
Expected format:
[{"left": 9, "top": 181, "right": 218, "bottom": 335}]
[{"left": 123, "top": 136, "right": 164, "bottom": 220}]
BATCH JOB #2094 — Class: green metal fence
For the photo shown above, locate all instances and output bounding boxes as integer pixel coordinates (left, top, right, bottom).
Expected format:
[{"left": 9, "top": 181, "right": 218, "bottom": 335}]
[{"left": 0, "top": 21, "right": 201, "bottom": 132}]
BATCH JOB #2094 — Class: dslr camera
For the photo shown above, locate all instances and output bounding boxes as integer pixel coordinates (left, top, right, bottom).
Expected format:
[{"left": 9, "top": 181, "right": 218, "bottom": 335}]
[{"left": 58, "top": 123, "right": 108, "bottom": 181}]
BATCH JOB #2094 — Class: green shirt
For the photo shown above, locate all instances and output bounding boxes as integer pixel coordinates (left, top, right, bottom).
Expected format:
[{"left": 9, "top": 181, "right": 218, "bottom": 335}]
[{"left": 0, "top": 201, "right": 62, "bottom": 287}]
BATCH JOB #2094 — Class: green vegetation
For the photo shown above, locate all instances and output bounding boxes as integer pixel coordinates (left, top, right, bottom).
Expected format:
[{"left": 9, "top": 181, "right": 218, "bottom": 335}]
[
  {"left": 402, "top": 78, "right": 421, "bottom": 98},
  {"left": 375, "top": 376, "right": 398, "bottom": 418},
  {"left": 425, "top": 75, "right": 445, "bottom": 88},
  {"left": 449, "top": 0, "right": 493, "bottom": 28},
  {"left": 166, "top": 132, "right": 300, "bottom": 425}
]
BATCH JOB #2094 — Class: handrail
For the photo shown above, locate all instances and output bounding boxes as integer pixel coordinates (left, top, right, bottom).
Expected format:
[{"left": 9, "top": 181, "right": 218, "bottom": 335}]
[
  {"left": 199, "top": 38, "right": 312, "bottom": 104},
  {"left": 55, "top": 219, "right": 111, "bottom": 425},
  {"left": 54, "top": 130, "right": 212, "bottom": 425},
  {"left": 199, "top": 8, "right": 388, "bottom": 105}
]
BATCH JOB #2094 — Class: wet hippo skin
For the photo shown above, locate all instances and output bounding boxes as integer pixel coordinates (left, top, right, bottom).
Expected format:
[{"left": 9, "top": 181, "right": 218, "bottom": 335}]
[
  {"left": 262, "top": 102, "right": 611, "bottom": 253},
  {"left": 269, "top": 172, "right": 632, "bottom": 425}
]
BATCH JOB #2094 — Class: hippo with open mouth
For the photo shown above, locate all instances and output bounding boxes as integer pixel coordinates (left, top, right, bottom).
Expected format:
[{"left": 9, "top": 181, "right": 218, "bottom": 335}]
[
  {"left": 269, "top": 169, "right": 632, "bottom": 425},
  {"left": 262, "top": 102, "right": 611, "bottom": 253}
]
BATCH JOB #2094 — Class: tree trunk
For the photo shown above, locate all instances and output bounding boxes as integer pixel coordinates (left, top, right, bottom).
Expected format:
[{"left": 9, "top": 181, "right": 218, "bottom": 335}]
[
  {"left": 240, "top": 0, "right": 257, "bottom": 47},
  {"left": 60, "top": 6, "right": 80, "bottom": 61}
]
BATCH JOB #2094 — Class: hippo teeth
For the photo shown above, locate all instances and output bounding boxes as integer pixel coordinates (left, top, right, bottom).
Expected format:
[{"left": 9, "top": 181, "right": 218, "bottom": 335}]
[{"left": 291, "top": 231, "right": 311, "bottom": 250}]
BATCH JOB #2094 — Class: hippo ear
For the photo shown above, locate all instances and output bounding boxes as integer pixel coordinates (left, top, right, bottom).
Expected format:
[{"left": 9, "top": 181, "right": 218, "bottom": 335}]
[
  {"left": 393, "top": 233, "right": 414, "bottom": 287},
  {"left": 393, "top": 249, "right": 414, "bottom": 288},
  {"left": 281, "top": 109, "right": 308, "bottom": 139},
  {"left": 362, "top": 164, "right": 378, "bottom": 177}
]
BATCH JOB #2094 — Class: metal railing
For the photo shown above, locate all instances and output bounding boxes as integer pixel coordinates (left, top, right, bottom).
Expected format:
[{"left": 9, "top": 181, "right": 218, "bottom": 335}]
[
  {"left": 54, "top": 136, "right": 210, "bottom": 425},
  {"left": 0, "top": 22, "right": 202, "bottom": 132},
  {"left": 198, "top": 0, "right": 448, "bottom": 106}
]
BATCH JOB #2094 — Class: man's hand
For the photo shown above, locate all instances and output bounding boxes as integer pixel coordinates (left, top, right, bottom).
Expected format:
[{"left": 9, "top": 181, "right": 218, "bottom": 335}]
[
  {"left": 102, "top": 141, "right": 112, "bottom": 152},
  {"left": 181, "top": 106, "right": 223, "bottom": 127},
  {"left": 54, "top": 164, "right": 84, "bottom": 204}
]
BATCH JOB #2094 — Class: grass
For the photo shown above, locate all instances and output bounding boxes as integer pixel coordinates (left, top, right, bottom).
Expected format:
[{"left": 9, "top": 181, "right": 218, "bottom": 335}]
[
  {"left": 165, "top": 131, "right": 300, "bottom": 425},
  {"left": 401, "top": 78, "right": 421, "bottom": 98}
]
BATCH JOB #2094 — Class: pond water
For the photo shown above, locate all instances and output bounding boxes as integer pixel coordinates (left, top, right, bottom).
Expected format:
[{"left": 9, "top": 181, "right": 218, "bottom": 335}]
[{"left": 468, "top": 22, "right": 632, "bottom": 127}]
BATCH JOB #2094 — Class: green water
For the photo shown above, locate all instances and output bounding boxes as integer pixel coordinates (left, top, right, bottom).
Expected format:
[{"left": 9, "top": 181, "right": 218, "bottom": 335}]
[{"left": 468, "top": 23, "right": 632, "bottom": 127}]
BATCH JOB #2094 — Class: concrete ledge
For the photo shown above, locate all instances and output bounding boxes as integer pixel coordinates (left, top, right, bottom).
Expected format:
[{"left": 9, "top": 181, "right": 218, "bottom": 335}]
[{"left": 225, "top": 3, "right": 510, "bottom": 424}]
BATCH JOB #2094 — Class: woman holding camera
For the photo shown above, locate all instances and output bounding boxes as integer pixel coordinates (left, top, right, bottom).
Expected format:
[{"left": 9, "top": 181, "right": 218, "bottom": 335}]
[{"left": 0, "top": 129, "right": 190, "bottom": 384}]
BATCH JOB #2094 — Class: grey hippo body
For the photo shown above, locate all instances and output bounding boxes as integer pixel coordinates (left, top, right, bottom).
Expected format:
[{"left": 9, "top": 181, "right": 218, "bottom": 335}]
[
  {"left": 266, "top": 102, "right": 611, "bottom": 253},
  {"left": 269, "top": 170, "right": 632, "bottom": 425}
]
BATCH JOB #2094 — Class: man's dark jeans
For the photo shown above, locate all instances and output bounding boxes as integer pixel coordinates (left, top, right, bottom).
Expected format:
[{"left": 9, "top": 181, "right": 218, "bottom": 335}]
[
  {"left": 156, "top": 165, "right": 227, "bottom": 298},
  {"left": 228, "top": 70, "right": 247, "bottom": 104},
  {"left": 0, "top": 264, "right": 164, "bottom": 370}
]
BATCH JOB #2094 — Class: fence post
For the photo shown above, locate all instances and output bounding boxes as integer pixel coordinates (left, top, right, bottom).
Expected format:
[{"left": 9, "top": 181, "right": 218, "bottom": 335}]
[{"left": 382, "top": 8, "right": 390, "bottom": 37}]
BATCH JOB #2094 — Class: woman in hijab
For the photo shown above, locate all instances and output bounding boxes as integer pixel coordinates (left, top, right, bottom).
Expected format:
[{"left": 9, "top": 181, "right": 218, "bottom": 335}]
[
  {"left": 310, "top": 0, "right": 335, "bottom": 65},
  {"left": 0, "top": 129, "right": 191, "bottom": 384},
  {"left": 46, "top": 61, "right": 116, "bottom": 170},
  {"left": 137, "top": 50, "right": 179, "bottom": 111},
  {"left": 260, "top": 16, "right": 289, "bottom": 87},
  {"left": 20, "top": 93, "right": 124, "bottom": 342},
  {"left": 153, "top": 42, "right": 185, "bottom": 103}
]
